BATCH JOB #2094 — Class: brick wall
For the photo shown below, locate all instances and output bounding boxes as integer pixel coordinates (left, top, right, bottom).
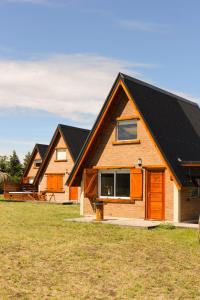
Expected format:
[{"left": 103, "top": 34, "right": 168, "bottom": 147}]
[
  {"left": 39, "top": 133, "right": 76, "bottom": 202},
  {"left": 82, "top": 88, "right": 174, "bottom": 220},
  {"left": 27, "top": 151, "right": 41, "bottom": 178}
]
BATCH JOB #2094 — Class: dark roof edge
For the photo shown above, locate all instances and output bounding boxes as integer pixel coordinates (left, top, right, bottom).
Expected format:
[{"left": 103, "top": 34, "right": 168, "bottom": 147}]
[
  {"left": 66, "top": 73, "right": 123, "bottom": 185},
  {"left": 67, "top": 72, "right": 183, "bottom": 188},
  {"left": 120, "top": 74, "right": 182, "bottom": 188},
  {"left": 34, "top": 127, "right": 60, "bottom": 185},
  {"left": 35, "top": 124, "right": 90, "bottom": 185},
  {"left": 58, "top": 124, "right": 90, "bottom": 132},
  {"left": 120, "top": 73, "right": 199, "bottom": 107},
  {"left": 23, "top": 144, "right": 38, "bottom": 177},
  {"left": 58, "top": 124, "right": 90, "bottom": 161}
]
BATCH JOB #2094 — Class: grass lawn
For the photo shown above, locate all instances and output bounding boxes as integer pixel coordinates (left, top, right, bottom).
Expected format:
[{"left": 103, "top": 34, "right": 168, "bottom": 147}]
[{"left": 0, "top": 201, "right": 199, "bottom": 299}]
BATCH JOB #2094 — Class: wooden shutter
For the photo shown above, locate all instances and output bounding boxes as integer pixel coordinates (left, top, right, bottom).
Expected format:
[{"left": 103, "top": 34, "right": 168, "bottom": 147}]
[
  {"left": 47, "top": 174, "right": 63, "bottom": 192},
  {"left": 84, "top": 168, "right": 98, "bottom": 198},
  {"left": 130, "top": 168, "right": 143, "bottom": 200},
  {"left": 47, "top": 175, "right": 54, "bottom": 191},
  {"left": 56, "top": 175, "right": 63, "bottom": 192}
]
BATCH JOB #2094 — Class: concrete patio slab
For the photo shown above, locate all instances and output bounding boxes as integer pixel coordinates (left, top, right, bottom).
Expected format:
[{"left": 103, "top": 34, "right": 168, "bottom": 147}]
[
  {"left": 173, "top": 222, "right": 199, "bottom": 229},
  {"left": 65, "top": 215, "right": 199, "bottom": 230},
  {"left": 65, "top": 215, "right": 161, "bottom": 229}
]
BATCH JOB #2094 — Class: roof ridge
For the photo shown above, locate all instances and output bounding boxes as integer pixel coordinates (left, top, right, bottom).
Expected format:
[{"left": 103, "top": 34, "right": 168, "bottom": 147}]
[
  {"left": 58, "top": 123, "right": 90, "bottom": 132},
  {"left": 36, "top": 143, "right": 48, "bottom": 146},
  {"left": 120, "top": 73, "right": 199, "bottom": 107}
]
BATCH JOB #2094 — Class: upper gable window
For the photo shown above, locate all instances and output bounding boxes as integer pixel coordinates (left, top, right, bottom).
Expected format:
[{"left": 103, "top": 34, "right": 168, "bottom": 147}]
[
  {"left": 56, "top": 149, "right": 67, "bottom": 161},
  {"left": 34, "top": 159, "right": 42, "bottom": 168},
  {"left": 117, "top": 119, "right": 137, "bottom": 141}
]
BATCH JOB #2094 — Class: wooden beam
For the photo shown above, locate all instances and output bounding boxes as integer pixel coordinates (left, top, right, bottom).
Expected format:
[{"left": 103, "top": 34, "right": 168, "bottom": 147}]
[
  {"left": 143, "top": 165, "right": 166, "bottom": 170},
  {"left": 96, "top": 198, "right": 135, "bottom": 204},
  {"left": 181, "top": 164, "right": 200, "bottom": 167},
  {"left": 93, "top": 166, "right": 134, "bottom": 169},
  {"left": 116, "top": 115, "right": 140, "bottom": 121},
  {"left": 112, "top": 139, "right": 140, "bottom": 145}
]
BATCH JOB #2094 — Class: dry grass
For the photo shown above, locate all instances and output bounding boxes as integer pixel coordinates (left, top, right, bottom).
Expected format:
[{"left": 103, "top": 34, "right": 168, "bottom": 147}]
[{"left": 0, "top": 201, "right": 199, "bottom": 299}]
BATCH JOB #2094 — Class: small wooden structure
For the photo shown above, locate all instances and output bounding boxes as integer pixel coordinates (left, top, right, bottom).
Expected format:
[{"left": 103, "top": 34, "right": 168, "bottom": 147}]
[
  {"left": 3, "top": 182, "right": 46, "bottom": 201},
  {"left": 95, "top": 202, "right": 104, "bottom": 221}
]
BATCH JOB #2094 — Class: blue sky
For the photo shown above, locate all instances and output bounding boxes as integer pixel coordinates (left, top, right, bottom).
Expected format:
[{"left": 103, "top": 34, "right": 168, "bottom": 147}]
[{"left": 0, "top": 0, "right": 200, "bottom": 160}]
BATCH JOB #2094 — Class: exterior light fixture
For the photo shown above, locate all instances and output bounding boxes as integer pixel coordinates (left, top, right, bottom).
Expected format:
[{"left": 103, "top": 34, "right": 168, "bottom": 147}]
[{"left": 138, "top": 158, "right": 142, "bottom": 167}]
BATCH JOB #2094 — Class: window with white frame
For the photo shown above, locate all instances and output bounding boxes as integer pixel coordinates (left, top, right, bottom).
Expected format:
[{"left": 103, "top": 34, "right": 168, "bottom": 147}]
[
  {"left": 117, "top": 119, "right": 137, "bottom": 141},
  {"left": 34, "top": 159, "right": 42, "bottom": 168},
  {"left": 99, "top": 169, "right": 130, "bottom": 198},
  {"left": 56, "top": 149, "right": 67, "bottom": 161}
]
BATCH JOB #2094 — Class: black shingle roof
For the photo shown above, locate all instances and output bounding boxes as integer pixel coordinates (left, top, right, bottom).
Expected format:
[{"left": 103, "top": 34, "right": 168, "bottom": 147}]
[
  {"left": 34, "top": 124, "right": 90, "bottom": 185},
  {"left": 67, "top": 73, "right": 200, "bottom": 187},
  {"left": 36, "top": 144, "right": 48, "bottom": 159},
  {"left": 58, "top": 124, "right": 90, "bottom": 161},
  {"left": 121, "top": 73, "right": 200, "bottom": 186},
  {"left": 23, "top": 143, "right": 48, "bottom": 177}
]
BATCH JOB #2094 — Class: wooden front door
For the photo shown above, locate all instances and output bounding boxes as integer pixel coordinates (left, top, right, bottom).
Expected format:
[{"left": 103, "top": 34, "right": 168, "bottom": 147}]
[
  {"left": 69, "top": 186, "right": 78, "bottom": 201},
  {"left": 146, "top": 170, "right": 165, "bottom": 220}
]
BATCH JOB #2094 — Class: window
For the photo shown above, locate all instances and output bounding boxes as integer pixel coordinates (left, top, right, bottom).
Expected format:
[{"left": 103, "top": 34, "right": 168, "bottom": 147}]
[
  {"left": 56, "top": 149, "right": 67, "bottom": 161},
  {"left": 190, "top": 178, "right": 200, "bottom": 198},
  {"left": 34, "top": 159, "right": 42, "bottom": 168},
  {"left": 117, "top": 119, "right": 137, "bottom": 141},
  {"left": 99, "top": 169, "right": 130, "bottom": 198}
]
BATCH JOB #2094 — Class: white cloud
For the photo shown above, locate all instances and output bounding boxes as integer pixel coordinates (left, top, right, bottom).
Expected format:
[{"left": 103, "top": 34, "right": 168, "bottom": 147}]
[
  {"left": 118, "top": 19, "right": 168, "bottom": 33},
  {"left": 0, "top": 54, "right": 156, "bottom": 124}
]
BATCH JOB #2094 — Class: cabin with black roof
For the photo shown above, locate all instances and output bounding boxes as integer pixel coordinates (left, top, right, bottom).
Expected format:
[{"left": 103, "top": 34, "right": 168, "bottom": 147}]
[
  {"left": 67, "top": 73, "right": 200, "bottom": 222},
  {"left": 34, "top": 124, "right": 90, "bottom": 202},
  {"left": 22, "top": 143, "right": 48, "bottom": 184}
]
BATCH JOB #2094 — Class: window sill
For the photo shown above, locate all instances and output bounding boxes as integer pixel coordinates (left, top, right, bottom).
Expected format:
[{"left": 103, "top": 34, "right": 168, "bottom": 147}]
[
  {"left": 112, "top": 139, "right": 140, "bottom": 145},
  {"left": 54, "top": 160, "right": 67, "bottom": 162},
  {"left": 96, "top": 197, "right": 134, "bottom": 204}
]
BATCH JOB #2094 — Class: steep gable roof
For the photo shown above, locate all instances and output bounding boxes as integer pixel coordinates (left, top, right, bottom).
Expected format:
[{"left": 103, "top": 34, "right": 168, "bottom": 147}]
[
  {"left": 23, "top": 143, "right": 48, "bottom": 177},
  {"left": 67, "top": 73, "right": 200, "bottom": 187},
  {"left": 58, "top": 124, "right": 90, "bottom": 161},
  {"left": 37, "top": 144, "right": 49, "bottom": 160},
  {"left": 34, "top": 124, "right": 90, "bottom": 185}
]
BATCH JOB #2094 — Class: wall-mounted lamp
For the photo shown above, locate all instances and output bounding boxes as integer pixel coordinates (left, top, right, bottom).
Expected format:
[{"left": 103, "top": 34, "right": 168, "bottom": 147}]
[{"left": 137, "top": 158, "right": 142, "bottom": 167}]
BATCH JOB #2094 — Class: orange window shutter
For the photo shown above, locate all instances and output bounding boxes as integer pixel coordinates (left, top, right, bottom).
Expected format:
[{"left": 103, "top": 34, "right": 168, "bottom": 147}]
[
  {"left": 47, "top": 175, "right": 52, "bottom": 191},
  {"left": 84, "top": 168, "right": 98, "bottom": 198},
  {"left": 57, "top": 175, "right": 63, "bottom": 192},
  {"left": 130, "top": 168, "right": 143, "bottom": 200}
]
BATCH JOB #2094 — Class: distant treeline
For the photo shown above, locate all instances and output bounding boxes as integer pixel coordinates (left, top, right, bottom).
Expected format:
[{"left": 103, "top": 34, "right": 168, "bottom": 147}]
[{"left": 0, "top": 150, "right": 31, "bottom": 184}]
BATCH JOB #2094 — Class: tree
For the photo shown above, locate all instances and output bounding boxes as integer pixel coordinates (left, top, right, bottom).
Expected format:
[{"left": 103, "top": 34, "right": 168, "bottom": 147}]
[
  {"left": 23, "top": 151, "right": 31, "bottom": 170},
  {"left": 8, "top": 150, "right": 23, "bottom": 183},
  {"left": 0, "top": 156, "right": 9, "bottom": 173},
  {"left": 0, "top": 171, "right": 10, "bottom": 185}
]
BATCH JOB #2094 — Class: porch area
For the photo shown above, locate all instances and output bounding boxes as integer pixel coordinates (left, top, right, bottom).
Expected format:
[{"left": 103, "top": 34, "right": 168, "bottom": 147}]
[{"left": 65, "top": 215, "right": 199, "bottom": 230}]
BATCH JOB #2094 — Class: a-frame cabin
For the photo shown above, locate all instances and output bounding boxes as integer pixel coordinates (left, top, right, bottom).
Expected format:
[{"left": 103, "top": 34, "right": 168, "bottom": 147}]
[
  {"left": 34, "top": 124, "right": 90, "bottom": 202},
  {"left": 67, "top": 73, "right": 200, "bottom": 222}
]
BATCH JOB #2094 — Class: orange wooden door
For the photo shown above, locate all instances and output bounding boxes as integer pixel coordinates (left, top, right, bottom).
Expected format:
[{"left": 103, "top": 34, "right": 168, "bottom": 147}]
[
  {"left": 146, "top": 170, "right": 164, "bottom": 220},
  {"left": 69, "top": 187, "right": 78, "bottom": 201}
]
